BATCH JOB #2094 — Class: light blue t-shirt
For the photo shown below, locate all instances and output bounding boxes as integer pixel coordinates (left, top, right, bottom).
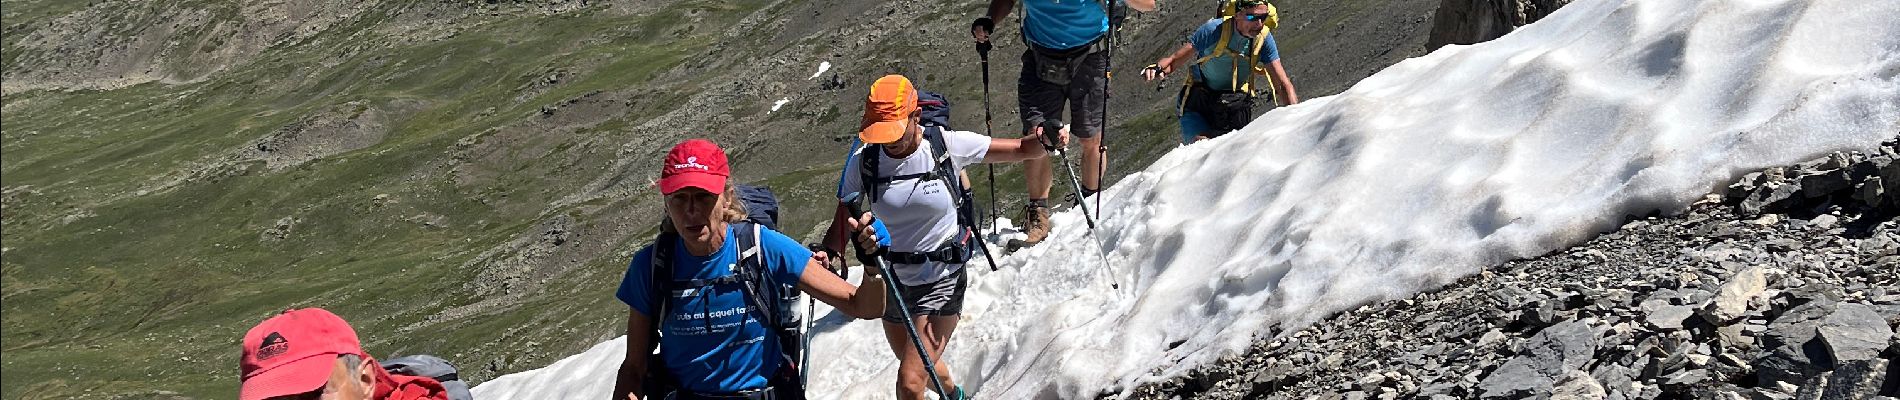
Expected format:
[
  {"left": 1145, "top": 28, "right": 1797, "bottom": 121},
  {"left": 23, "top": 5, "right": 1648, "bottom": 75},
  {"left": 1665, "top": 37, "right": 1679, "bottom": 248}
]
[
  {"left": 1022, "top": 0, "right": 1111, "bottom": 50},
  {"left": 1188, "top": 18, "right": 1281, "bottom": 92},
  {"left": 616, "top": 225, "right": 810, "bottom": 394}
]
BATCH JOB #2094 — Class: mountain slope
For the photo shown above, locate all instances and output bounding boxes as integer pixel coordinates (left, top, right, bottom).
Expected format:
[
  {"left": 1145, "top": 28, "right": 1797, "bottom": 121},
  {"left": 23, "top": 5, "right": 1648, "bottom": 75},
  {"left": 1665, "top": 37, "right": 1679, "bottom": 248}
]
[
  {"left": 1, "top": 0, "right": 1442, "bottom": 398},
  {"left": 472, "top": 0, "right": 1900, "bottom": 398}
]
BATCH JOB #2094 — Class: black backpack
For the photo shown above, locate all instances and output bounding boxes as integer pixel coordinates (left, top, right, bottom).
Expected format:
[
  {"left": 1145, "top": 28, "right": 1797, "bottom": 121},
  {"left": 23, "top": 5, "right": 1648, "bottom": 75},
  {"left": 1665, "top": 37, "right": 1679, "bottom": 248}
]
[
  {"left": 917, "top": 91, "right": 952, "bottom": 128},
  {"left": 855, "top": 126, "right": 994, "bottom": 268},
  {"left": 380, "top": 355, "right": 474, "bottom": 400},
  {"left": 643, "top": 184, "right": 806, "bottom": 399}
]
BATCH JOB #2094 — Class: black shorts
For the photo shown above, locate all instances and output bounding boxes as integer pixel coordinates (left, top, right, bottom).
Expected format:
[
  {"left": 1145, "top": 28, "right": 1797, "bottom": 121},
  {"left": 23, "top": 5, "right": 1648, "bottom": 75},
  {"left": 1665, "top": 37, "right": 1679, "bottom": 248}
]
[
  {"left": 1018, "top": 46, "right": 1108, "bottom": 139},
  {"left": 882, "top": 266, "right": 968, "bottom": 323}
]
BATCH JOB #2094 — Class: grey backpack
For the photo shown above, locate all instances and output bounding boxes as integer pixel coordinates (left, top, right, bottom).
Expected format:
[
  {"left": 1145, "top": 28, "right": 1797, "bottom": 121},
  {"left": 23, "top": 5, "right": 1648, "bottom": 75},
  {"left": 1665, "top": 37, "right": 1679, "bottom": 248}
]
[{"left": 381, "top": 355, "right": 474, "bottom": 400}]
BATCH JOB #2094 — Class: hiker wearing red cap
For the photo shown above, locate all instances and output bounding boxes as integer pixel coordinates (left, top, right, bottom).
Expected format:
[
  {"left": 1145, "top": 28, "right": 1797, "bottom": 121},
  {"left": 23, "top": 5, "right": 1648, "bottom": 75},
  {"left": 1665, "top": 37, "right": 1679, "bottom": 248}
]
[
  {"left": 613, "top": 139, "right": 888, "bottom": 400},
  {"left": 239, "top": 308, "right": 449, "bottom": 400},
  {"left": 823, "top": 74, "right": 1065, "bottom": 400}
]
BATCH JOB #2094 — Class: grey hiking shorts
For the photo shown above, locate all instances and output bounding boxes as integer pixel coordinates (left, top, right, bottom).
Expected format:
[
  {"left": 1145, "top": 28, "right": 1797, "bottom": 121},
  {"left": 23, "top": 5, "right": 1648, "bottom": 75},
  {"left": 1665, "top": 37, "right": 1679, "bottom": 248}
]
[
  {"left": 1019, "top": 45, "right": 1108, "bottom": 139},
  {"left": 883, "top": 266, "right": 968, "bottom": 323}
]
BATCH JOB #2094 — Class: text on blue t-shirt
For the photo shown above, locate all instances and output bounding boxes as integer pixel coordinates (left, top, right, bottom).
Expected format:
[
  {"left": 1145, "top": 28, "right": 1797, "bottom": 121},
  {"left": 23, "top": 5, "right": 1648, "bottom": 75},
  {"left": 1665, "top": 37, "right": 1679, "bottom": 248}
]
[{"left": 615, "top": 224, "right": 811, "bottom": 394}]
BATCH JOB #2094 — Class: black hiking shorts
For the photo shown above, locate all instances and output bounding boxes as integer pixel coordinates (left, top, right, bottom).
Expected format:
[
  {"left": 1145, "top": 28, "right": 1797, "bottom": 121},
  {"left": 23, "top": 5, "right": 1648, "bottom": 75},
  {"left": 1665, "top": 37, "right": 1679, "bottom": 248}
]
[
  {"left": 1019, "top": 45, "right": 1108, "bottom": 139},
  {"left": 883, "top": 266, "right": 968, "bottom": 323}
]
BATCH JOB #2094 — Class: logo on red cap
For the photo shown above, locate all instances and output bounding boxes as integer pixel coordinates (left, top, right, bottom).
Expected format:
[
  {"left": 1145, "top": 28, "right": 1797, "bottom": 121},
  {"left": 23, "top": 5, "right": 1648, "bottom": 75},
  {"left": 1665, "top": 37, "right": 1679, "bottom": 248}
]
[
  {"left": 658, "top": 139, "right": 730, "bottom": 194},
  {"left": 256, "top": 332, "right": 290, "bottom": 361}
]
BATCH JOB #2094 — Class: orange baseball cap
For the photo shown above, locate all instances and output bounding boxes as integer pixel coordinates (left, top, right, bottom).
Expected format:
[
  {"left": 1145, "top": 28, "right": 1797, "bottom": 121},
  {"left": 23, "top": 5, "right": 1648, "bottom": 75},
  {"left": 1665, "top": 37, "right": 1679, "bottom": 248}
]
[{"left": 860, "top": 75, "right": 918, "bottom": 144}]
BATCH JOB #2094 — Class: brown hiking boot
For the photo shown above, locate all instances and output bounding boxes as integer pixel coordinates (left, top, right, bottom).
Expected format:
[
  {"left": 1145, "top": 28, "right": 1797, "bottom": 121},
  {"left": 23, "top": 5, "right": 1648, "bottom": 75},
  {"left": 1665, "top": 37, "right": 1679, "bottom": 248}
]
[{"left": 1021, "top": 203, "right": 1052, "bottom": 244}]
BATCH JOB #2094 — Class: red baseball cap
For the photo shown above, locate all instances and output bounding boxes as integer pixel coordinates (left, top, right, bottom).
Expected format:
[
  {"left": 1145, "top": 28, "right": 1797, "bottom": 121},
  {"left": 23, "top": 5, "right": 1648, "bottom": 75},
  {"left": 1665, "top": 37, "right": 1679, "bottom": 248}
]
[
  {"left": 239, "top": 308, "right": 367, "bottom": 400},
  {"left": 659, "top": 139, "right": 731, "bottom": 195}
]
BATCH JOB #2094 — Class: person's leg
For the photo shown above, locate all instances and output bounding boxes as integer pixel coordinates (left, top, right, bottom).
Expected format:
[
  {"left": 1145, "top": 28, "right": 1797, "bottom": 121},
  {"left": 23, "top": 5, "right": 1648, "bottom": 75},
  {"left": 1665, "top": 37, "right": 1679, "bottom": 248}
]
[
  {"left": 883, "top": 322, "right": 931, "bottom": 400},
  {"left": 1018, "top": 50, "right": 1066, "bottom": 242},
  {"left": 1180, "top": 111, "right": 1211, "bottom": 145},
  {"left": 1070, "top": 50, "right": 1111, "bottom": 194},
  {"left": 920, "top": 316, "right": 961, "bottom": 392}
]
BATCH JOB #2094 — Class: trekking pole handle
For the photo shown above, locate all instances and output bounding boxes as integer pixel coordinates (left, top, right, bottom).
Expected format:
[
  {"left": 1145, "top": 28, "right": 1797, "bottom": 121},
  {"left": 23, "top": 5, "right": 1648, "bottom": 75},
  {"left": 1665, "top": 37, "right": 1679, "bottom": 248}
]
[
  {"left": 977, "top": 41, "right": 992, "bottom": 58},
  {"left": 1038, "top": 119, "right": 1066, "bottom": 152}
]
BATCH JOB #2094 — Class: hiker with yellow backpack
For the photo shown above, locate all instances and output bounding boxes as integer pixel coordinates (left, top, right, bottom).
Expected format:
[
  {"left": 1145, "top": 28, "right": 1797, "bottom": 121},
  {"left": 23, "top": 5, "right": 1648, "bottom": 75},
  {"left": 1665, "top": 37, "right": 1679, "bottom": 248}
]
[{"left": 1142, "top": 0, "right": 1300, "bottom": 144}]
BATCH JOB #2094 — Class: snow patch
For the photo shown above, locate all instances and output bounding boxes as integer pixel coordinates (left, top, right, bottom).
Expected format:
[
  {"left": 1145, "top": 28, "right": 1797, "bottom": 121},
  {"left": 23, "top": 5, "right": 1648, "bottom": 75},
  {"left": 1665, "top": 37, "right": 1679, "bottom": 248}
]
[
  {"left": 475, "top": 0, "right": 1900, "bottom": 398},
  {"left": 811, "top": 61, "right": 831, "bottom": 80}
]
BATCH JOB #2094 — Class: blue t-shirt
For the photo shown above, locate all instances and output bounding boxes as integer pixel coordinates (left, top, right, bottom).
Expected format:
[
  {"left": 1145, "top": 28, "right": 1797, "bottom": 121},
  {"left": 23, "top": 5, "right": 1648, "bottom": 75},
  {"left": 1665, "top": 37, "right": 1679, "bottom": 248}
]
[
  {"left": 615, "top": 225, "right": 811, "bottom": 394},
  {"left": 1021, "top": 0, "right": 1110, "bottom": 50},
  {"left": 1188, "top": 18, "right": 1281, "bottom": 92}
]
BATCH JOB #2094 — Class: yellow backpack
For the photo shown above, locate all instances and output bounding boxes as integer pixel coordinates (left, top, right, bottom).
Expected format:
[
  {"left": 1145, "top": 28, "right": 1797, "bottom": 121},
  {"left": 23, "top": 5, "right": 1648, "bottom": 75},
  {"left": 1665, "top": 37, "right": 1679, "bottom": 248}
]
[{"left": 1182, "top": 1, "right": 1280, "bottom": 102}]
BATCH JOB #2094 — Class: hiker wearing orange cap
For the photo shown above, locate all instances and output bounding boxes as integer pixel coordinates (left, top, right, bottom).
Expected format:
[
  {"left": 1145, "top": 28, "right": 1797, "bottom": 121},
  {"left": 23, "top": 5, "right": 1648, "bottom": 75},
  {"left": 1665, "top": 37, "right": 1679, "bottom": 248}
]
[
  {"left": 613, "top": 139, "right": 889, "bottom": 400},
  {"left": 823, "top": 74, "right": 1065, "bottom": 400},
  {"left": 238, "top": 308, "right": 451, "bottom": 400}
]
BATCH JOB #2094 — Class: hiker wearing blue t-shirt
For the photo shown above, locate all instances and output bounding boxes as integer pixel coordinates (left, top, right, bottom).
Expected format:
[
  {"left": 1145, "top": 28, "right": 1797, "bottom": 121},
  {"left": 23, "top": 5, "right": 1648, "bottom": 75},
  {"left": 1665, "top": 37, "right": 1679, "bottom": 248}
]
[
  {"left": 1142, "top": 0, "right": 1300, "bottom": 144},
  {"left": 972, "top": 0, "right": 1156, "bottom": 245},
  {"left": 612, "top": 139, "right": 886, "bottom": 400}
]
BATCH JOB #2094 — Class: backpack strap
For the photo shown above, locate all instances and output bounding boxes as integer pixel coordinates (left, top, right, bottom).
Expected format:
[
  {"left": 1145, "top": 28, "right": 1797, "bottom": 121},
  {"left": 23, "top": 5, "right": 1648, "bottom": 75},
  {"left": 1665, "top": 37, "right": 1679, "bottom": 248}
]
[
  {"left": 729, "top": 222, "right": 783, "bottom": 336},
  {"left": 647, "top": 233, "right": 676, "bottom": 350}
]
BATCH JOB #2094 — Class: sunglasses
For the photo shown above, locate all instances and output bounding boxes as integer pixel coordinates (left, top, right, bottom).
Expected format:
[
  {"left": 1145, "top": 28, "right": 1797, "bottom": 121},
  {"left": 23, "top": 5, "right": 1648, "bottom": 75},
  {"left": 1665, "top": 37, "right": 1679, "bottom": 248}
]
[{"left": 1241, "top": 13, "right": 1272, "bottom": 22}]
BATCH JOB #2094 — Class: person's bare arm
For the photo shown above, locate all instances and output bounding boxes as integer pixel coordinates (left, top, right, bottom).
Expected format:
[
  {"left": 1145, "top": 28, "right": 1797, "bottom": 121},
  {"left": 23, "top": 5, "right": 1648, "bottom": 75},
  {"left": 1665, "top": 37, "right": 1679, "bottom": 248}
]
[
  {"left": 1265, "top": 59, "right": 1299, "bottom": 105},
  {"left": 983, "top": 125, "right": 1069, "bottom": 163},
  {"left": 1146, "top": 43, "right": 1197, "bottom": 81},
  {"left": 1125, "top": 0, "right": 1156, "bottom": 12},
  {"left": 973, "top": 0, "right": 1016, "bottom": 43},
  {"left": 611, "top": 310, "right": 653, "bottom": 400},
  {"left": 798, "top": 256, "right": 886, "bottom": 319}
]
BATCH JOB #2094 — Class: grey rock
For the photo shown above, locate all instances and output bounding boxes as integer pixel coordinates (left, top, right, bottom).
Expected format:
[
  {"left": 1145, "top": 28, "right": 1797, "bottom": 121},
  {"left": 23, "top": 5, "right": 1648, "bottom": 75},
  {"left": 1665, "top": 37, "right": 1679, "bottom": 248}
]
[
  {"left": 1523, "top": 300, "right": 1561, "bottom": 327},
  {"left": 1768, "top": 238, "right": 1805, "bottom": 252},
  {"left": 1798, "top": 168, "right": 1854, "bottom": 199},
  {"left": 1551, "top": 369, "right": 1607, "bottom": 400},
  {"left": 1663, "top": 369, "right": 1710, "bottom": 386},
  {"left": 1816, "top": 303, "right": 1894, "bottom": 364},
  {"left": 1758, "top": 301, "right": 1839, "bottom": 386},
  {"left": 1478, "top": 321, "right": 1599, "bottom": 398},
  {"left": 1817, "top": 358, "right": 1888, "bottom": 400},
  {"left": 1705, "top": 265, "right": 1772, "bottom": 324},
  {"left": 1647, "top": 305, "right": 1697, "bottom": 331},
  {"left": 1743, "top": 183, "right": 1803, "bottom": 215},
  {"left": 1808, "top": 214, "right": 1842, "bottom": 231}
]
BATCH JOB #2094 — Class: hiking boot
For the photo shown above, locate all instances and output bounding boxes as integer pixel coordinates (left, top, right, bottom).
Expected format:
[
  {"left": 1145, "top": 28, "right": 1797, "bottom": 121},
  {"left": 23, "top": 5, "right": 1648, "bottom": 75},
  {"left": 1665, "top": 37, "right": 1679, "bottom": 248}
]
[{"left": 1021, "top": 203, "right": 1052, "bottom": 244}]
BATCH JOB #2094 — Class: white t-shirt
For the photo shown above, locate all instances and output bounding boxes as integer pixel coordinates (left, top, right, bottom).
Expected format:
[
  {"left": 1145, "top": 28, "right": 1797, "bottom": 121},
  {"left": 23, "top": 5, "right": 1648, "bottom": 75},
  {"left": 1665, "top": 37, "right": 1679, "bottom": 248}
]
[{"left": 840, "top": 128, "right": 990, "bottom": 284}]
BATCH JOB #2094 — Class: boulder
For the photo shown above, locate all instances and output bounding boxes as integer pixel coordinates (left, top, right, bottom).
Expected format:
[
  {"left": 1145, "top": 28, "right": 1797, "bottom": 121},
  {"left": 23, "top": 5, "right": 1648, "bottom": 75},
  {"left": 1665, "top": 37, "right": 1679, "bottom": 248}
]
[
  {"left": 1816, "top": 358, "right": 1889, "bottom": 400},
  {"left": 1815, "top": 303, "right": 1893, "bottom": 364},
  {"left": 1703, "top": 266, "right": 1771, "bottom": 324},
  {"left": 1478, "top": 321, "right": 1599, "bottom": 398}
]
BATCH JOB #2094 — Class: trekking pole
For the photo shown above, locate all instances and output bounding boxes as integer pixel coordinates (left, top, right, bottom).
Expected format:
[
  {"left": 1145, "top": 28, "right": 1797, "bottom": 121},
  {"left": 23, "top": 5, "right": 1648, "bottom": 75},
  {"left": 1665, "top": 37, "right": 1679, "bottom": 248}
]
[
  {"left": 1040, "top": 122, "right": 1120, "bottom": 290},
  {"left": 844, "top": 195, "right": 952, "bottom": 399},
  {"left": 978, "top": 41, "right": 999, "bottom": 231},
  {"left": 1098, "top": 0, "right": 1125, "bottom": 216}
]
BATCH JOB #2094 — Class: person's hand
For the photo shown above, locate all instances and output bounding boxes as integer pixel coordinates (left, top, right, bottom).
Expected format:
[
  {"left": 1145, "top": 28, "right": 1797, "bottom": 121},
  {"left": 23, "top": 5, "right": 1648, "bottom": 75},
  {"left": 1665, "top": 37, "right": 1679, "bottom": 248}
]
[
  {"left": 1033, "top": 122, "right": 1071, "bottom": 150},
  {"left": 844, "top": 212, "right": 880, "bottom": 254},
  {"left": 1142, "top": 62, "right": 1169, "bottom": 81},
  {"left": 972, "top": 17, "right": 995, "bottom": 43},
  {"left": 1194, "top": 135, "right": 1211, "bottom": 143}
]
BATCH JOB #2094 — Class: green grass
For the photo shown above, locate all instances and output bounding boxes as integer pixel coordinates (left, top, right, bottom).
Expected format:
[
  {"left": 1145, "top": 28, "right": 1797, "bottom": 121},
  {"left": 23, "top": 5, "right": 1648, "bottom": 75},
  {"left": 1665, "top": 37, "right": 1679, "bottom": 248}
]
[{"left": 0, "top": 2, "right": 767, "bottom": 398}]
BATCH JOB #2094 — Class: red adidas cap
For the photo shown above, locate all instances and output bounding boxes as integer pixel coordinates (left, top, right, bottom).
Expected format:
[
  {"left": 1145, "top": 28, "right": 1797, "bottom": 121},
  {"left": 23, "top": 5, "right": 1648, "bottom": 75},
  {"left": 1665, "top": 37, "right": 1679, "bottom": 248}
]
[
  {"left": 239, "top": 308, "right": 367, "bottom": 400},
  {"left": 658, "top": 139, "right": 731, "bottom": 195}
]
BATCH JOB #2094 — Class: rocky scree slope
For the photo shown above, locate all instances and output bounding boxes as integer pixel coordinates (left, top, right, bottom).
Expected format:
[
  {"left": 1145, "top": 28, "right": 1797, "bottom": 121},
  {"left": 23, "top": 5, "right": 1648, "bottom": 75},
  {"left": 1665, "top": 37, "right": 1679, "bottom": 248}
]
[{"left": 1125, "top": 139, "right": 1900, "bottom": 399}]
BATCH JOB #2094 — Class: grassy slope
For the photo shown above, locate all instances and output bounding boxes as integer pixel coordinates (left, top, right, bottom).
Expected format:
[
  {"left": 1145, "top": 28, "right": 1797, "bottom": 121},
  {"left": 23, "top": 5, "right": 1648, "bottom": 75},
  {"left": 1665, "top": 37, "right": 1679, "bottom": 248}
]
[
  {"left": 1, "top": 0, "right": 1428, "bottom": 398},
  {"left": 1, "top": 2, "right": 746, "bottom": 398}
]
